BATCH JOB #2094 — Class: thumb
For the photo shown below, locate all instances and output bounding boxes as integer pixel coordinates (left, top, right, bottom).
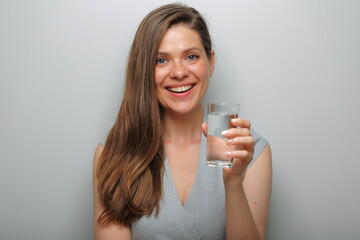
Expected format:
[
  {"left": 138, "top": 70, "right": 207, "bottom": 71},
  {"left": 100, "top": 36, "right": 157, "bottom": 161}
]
[{"left": 201, "top": 123, "right": 208, "bottom": 137}]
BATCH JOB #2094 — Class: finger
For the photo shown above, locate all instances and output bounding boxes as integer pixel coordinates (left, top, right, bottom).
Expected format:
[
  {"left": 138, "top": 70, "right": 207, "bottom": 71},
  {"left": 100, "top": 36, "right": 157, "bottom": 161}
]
[
  {"left": 226, "top": 150, "right": 253, "bottom": 160},
  {"left": 231, "top": 152, "right": 254, "bottom": 171},
  {"left": 202, "top": 123, "right": 208, "bottom": 137},
  {"left": 227, "top": 136, "right": 254, "bottom": 149},
  {"left": 230, "top": 118, "right": 251, "bottom": 128},
  {"left": 221, "top": 127, "right": 251, "bottom": 138}
]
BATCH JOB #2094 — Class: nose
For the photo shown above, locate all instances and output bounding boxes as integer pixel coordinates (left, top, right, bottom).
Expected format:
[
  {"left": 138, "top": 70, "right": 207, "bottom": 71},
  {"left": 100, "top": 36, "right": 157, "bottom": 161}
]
[{"left": 169, "top": 61, "right": 189, "bottom": 80}]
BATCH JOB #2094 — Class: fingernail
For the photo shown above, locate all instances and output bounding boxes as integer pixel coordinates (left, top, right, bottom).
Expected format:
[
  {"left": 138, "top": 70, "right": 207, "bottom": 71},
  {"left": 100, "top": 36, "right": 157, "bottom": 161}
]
[
  {"left": 225, "top": 152, "right": 232, "bottom": 156},
  {"left": 231, "top": 119, "right": 237, "bottom": 123},
  {"left": 221, "top": 130, "right": 228, "bottom": 135},
  {"left": 227, "top": 139, "right": 233, "bottom": 144}
]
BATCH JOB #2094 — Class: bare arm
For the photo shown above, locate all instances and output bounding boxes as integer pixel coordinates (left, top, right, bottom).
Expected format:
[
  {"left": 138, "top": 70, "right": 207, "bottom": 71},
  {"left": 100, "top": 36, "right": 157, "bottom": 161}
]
[
  {"left": 93, "top": 144, "right": 132, "bottom": 240},
  {"left": 225, "top": 144, "right": 272, "bottom": 240},
  {"left": 209, "top": 117, "right": 271, "bottom": 240}
]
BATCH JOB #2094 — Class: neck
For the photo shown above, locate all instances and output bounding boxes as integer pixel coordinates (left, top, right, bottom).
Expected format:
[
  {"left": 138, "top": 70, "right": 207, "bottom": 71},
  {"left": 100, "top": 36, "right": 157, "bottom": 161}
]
[{"left": 163, "top": 105, "right": 204, "bottom": 143}]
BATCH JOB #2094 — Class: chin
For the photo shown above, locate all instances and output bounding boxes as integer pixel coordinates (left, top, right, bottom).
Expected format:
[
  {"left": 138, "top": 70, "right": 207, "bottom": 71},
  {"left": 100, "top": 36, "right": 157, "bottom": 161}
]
[{"left": 165, "top": 101, "right": 202, "bottom": 115}]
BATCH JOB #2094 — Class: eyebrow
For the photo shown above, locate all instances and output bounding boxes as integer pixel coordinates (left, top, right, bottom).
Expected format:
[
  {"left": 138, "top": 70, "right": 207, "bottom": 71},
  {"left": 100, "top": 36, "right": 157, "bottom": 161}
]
[{"left": 157, "top": 47, "right": 202, "bottom": 56}]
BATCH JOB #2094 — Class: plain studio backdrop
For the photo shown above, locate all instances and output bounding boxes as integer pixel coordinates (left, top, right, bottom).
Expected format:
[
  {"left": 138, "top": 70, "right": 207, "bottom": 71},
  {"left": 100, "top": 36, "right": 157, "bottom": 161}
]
[{"left": 1, "top": 0, "right": 359, "bottom": 239}]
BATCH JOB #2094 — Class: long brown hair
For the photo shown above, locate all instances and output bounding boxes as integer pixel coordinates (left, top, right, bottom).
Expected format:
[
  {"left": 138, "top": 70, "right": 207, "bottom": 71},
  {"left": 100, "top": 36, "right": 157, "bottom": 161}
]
[{"left": 96, "top": 3, "right": 213, "bottom": 226}]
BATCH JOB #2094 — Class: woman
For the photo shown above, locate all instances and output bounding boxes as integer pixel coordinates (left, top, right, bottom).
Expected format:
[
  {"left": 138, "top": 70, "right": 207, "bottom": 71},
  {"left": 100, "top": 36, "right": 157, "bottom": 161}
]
[{"left": 93, "top": 3, "right": 272, "bottom": 240}]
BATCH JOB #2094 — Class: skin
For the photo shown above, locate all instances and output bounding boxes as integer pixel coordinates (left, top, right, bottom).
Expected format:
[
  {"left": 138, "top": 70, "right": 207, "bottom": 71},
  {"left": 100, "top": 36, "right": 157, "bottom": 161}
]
[
  {"left": 154, "top": 25, "right": 214, "bottom": 116},
  {"left": 93, "top": 24, "right": 272, "bottom": 240},
  {"left": 155, "top": 24, "right": 215, "bottom": 206}
]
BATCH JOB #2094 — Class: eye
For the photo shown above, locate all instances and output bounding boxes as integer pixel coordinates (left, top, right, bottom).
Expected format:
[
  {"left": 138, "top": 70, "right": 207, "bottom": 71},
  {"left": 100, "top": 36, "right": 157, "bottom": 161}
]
[
  {"left": 156, "top": 57, "right": 168, "bottom": 64},
  {"left": 186, "top": 54, "right": 199, "bottom": 61}
]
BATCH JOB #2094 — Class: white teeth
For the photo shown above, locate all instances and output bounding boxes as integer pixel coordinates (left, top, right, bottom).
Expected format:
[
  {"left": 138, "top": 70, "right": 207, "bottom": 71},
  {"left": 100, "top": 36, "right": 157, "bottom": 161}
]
[{"left": 168, "top": 85, "right": 193, "bottom": 93}]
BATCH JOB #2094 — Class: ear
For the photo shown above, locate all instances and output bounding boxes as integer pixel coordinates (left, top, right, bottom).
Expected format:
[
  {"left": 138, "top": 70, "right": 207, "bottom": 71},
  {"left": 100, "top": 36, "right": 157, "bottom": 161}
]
[{"left": 209, "top": 50, "right": 215, "bottom": 77}]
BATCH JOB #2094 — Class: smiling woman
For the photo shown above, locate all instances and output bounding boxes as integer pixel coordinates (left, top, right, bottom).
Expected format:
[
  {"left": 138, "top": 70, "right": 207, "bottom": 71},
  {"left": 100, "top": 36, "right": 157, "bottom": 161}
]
[
  {"left": 93, "top": 3, "right": 272, "bottom": 240},
  {"left": 154, "top": 24, "right": 214, "bottom": 115}
]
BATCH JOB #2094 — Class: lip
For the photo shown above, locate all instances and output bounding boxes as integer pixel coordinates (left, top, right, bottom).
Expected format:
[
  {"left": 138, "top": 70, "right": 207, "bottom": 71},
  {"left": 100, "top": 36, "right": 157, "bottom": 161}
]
[
  {"left": 165, "top": 83, "right": 196, "bottom": 98},
  {"left": 165, "top": 82, "right": 196, "bottom": 88}
]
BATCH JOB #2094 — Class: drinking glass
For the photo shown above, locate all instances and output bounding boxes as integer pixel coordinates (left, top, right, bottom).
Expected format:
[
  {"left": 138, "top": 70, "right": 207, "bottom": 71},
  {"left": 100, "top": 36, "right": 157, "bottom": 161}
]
[{"left": 206, "top": 101, "right": 240, "bottom": 168}]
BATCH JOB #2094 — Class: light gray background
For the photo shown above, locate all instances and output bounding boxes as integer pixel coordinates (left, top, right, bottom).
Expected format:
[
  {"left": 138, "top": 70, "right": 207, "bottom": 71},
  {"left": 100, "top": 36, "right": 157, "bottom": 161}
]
[{"left": 1, "top": 0, "right": 359, "bottom": 239}]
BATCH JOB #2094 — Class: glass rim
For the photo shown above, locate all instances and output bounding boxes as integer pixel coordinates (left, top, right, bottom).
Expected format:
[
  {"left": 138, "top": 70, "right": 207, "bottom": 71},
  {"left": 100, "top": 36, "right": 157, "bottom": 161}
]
[{"left": 207, "top": 101, "right": 240, "bottom": 106}]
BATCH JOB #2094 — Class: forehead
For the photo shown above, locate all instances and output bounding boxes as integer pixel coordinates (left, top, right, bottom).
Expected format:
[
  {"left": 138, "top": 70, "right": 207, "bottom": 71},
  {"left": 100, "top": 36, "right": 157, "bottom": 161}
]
[{"left": 158, "top": 24, "right": 203, "bottom": 52}]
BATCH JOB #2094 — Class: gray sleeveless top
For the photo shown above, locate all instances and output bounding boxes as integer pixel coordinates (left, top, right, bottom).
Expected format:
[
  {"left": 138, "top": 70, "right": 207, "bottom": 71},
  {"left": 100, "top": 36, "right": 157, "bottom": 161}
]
[{"left": 100, "top": 128, "right": 267, "bottom": 239}]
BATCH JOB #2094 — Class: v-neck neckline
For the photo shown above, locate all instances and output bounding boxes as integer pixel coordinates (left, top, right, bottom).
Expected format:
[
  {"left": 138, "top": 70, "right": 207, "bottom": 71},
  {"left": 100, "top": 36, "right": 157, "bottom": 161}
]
[{"left": 164, "top": 134, "right": 205, "bottom": 208}]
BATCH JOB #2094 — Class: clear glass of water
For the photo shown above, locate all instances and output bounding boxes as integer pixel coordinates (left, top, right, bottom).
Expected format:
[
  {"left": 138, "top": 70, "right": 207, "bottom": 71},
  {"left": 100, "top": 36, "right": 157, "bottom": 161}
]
[{"left": 206, "top": 101, "right": 240, "bottom": 168}]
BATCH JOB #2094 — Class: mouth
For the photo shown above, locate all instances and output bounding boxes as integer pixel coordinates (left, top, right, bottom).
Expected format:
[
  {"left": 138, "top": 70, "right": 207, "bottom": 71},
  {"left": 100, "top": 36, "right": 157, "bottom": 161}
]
[{"left": 166, "top": 84, "right": 195, "bottom": 93}]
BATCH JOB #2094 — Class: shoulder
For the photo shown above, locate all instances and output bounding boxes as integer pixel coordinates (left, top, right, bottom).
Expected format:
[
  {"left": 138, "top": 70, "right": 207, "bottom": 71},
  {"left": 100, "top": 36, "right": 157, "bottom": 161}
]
[
  {"left": 99, "top": 133, "right": 107, "bottom": 146},
  {"left": 250, "top": 128, "right": 268, "bottom": 150},
  {"left": 247, "top": 128, "right": 269, "bottom": 168},
  {"left": 93, "top": 144, "right": 105, "bottom": 170}
]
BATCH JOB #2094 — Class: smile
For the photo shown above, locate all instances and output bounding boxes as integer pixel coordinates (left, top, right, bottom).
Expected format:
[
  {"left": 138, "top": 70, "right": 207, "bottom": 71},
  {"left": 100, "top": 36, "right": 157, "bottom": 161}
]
[{"left": 166, "top": 84, "right": 195, "bottom": 93}]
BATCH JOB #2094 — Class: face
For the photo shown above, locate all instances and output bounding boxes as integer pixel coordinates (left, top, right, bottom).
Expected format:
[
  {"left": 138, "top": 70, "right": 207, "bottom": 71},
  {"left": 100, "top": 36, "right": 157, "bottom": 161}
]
[{"left": 155, "top": 24, "right": 215, "bottom": 115}]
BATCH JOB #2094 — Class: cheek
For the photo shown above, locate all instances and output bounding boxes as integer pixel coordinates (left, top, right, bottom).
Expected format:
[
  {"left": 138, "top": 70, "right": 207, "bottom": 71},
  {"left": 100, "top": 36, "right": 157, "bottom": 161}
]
[
  {"left": 191, "top": 62, "right": 211, "bottom": 80},
  {"left": 154, "top": 67, "right": 167, "bottom": 86}
]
